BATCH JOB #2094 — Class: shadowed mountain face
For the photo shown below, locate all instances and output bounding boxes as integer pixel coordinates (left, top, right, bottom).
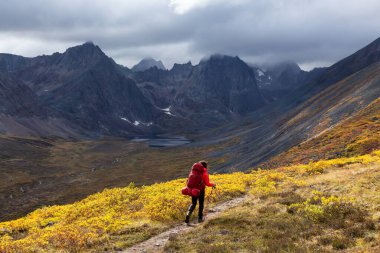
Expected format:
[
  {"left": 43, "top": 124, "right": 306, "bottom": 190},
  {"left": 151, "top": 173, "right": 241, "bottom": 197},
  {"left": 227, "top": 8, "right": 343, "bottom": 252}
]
[
  {"left": 0, "top": 43, "right": 169, "bottom": 137},
  {"left": 0, "top": 72, "right": 84, "bottom": 137},
  {"left": 0, "top": 37, "right": 379, "bottom": 139},
  {"left": 0, "top": 45, "right": 268, "bottom": 137},
  {"left": 130, "top": 55, "right": 266, "bottom": 129},
  {"left": 38, "top": 49, "right": 162, "bottom": 136},
  {"left": 256, "top": 61, "right": 304, "bottom": 91},
  {"left": 251, "top": 62, "right": 328, "bottom": 102},
  {"left": 185, "top": 55, "right": 265, "bottom": 114},
  {"left": 0, "top": 73, "right": 47, "bottom": 117},
  {"left": 0, "top": 42, "right": 108, "bottom": 95}
]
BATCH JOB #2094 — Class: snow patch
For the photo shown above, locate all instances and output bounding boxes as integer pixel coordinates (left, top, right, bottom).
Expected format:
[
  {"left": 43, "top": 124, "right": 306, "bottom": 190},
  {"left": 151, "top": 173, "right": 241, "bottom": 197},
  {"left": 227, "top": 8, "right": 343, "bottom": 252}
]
[
  {"left": 161, "top": 106, "right": 175, "bottom": 116},
  {"left": 120, "top": 117, "right": 131, "bottom": 123},
  {"left": 121, "top": 117, "right": 153, "bottom": 127},
  {"left": 257, "top": 69, "right": 265, "bottom": 77}
]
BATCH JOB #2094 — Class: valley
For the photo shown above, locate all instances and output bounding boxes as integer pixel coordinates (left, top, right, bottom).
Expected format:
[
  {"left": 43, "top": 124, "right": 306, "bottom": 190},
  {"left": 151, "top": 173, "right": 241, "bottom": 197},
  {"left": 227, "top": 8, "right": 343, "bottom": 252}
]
[{"left": 0, "top": 135, "right": 238, "bottom": 221}]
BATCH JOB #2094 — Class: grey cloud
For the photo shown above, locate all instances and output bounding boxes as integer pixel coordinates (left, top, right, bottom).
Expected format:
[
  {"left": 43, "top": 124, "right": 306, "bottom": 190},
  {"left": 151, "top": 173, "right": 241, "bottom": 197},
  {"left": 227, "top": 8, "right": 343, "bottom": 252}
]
[{"left": 0, "top": 0, "right": 379, "bottom": 69}]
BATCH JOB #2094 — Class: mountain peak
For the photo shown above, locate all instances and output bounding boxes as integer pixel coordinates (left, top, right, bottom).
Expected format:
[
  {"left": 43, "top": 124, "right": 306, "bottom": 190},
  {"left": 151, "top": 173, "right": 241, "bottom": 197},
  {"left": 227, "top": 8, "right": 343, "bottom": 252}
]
[
  {"left": 64, "top": 42, "right": 104, "bottom": 57},
  {"left": 201, "top": 54, "right": 240, "bottom": 64},
  {"left": 265, "top": 61, "right": 302, "bottom": 75},
  {"left": 170, "top": 61, "right": 193, "bottom": 72},
  {"left": 132, "top": 58, "right": 166, "bottom": 72}
]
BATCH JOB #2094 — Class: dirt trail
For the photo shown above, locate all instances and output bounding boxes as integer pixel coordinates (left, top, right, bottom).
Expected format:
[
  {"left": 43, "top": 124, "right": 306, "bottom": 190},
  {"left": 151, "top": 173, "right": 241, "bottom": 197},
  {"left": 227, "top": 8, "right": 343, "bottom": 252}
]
[{"left": 122, "top": 195, "right": 250, "bottom": 253}]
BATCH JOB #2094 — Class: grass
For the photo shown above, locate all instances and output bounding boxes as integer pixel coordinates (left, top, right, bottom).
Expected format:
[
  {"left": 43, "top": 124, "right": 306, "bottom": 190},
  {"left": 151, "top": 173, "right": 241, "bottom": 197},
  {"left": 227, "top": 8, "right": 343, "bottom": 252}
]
[
  {"left": 260, "top": 98, "right": 380, "bottom": 169},
  {"left": 164, "top": 151, "right": 380, "bottom": 253},
  {"left": 0, "top": 135, "right": 236, "bottom": 221},
  {"left": 1, "top": 150, "right": 380, "bottom": 252}
]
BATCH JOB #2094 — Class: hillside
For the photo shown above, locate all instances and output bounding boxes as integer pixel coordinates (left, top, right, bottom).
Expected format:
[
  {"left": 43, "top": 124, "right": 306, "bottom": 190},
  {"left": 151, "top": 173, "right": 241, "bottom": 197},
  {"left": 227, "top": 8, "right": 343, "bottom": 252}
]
[
  {"left": 165, "top": 153, "right": 380, "bottom": 252},
  {"left": 260, "top": 97, "right": 380, "bottom": 168},
  {"left": 1, "top": 151, "right": 379, "bottom": 252},
  {"left": 196, "top": 53, "right": 380, "bottom": 170}
]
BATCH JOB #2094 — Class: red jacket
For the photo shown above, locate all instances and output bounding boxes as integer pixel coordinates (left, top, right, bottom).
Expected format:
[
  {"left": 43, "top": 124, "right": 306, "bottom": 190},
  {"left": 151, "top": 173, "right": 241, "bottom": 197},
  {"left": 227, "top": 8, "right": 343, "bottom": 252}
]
[{"left": 201, "top": 168, "right": 214, "bottom": 190}]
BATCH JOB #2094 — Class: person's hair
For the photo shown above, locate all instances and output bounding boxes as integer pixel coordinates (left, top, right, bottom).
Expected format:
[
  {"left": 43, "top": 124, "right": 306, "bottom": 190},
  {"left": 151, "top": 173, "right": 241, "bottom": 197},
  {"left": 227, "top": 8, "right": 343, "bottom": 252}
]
[{"left": 199, "top": 160, "right": 208, "bottom": 168}]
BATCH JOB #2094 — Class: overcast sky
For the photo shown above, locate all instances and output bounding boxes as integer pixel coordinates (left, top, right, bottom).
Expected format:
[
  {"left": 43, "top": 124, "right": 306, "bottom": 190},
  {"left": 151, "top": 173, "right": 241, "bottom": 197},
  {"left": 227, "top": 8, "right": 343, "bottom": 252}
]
[{"left": 0, "top": 0, "right": 379, "bottom": 70}]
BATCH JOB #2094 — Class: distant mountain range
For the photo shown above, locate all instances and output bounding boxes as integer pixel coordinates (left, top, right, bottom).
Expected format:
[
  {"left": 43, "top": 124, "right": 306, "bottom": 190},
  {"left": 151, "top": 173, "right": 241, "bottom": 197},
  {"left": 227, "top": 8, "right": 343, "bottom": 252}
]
[{"left": 0, "top": 38, "right": 379, "bottom": 139}]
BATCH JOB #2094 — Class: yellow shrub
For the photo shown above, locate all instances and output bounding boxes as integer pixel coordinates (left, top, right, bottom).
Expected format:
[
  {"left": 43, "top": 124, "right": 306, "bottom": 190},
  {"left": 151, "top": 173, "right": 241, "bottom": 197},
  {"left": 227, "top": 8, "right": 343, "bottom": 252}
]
[
  {"left": 1, "top": 150, "right": 379, "bottom": 252},
  {"left": 288, "top": 191, "right": 366, "bottom": 225}
]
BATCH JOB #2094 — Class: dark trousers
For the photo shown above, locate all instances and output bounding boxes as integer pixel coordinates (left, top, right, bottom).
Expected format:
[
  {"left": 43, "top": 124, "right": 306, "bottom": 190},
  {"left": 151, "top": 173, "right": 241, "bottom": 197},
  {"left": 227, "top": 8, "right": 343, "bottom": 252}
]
[{"left": 187, "top": 189, "right": 205, "bottom": 219}]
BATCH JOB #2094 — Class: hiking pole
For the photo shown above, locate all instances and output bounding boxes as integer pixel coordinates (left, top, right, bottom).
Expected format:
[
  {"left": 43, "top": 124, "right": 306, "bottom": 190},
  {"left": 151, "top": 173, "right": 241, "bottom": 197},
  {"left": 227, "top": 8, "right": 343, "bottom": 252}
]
[{"left": 204, "top": 186, "right": 217, "bottom": 218}]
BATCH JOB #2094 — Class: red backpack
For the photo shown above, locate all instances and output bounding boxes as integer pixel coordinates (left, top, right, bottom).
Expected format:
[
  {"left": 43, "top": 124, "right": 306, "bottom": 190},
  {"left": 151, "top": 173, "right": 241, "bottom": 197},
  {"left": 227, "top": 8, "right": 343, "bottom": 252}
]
[{"left": 181, "top": 163, "right": 204, "bottom": 197}]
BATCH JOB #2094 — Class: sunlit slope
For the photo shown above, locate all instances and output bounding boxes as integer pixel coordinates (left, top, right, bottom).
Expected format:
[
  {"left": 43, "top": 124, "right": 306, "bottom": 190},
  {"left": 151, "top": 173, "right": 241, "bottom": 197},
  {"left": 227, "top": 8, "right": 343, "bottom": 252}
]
[
  {"left": 195, "top": 62, "right": 380, "bottom": 170},
  {"left": 166, "top": 152, "right": 380, "bottom": 252},
  {"left": 1, "top": 151, "right": 380, "bottom": 252},
  {"left": 261, "top": 97, "right": 380, "bottom": 169}
]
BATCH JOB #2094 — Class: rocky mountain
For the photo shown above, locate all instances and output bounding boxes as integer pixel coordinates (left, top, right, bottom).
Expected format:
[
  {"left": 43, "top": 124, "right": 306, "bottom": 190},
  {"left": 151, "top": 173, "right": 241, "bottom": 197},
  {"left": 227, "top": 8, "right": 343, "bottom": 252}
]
[
  {"left": 197, "top": 37, "right": 380, "bottom": 170},
  {"left": 0, "top": 73, "right": 46, "bottom": 116},
  {"left": 180, "top": 55, "right": 265, "bottom": 116},
  {"left": 250, "top": 62, "right": 323, "bottom": 102},
  {"left": 0, "top": 43, "right": 271, "bottom": 137},
  {"left": 0, "top": 72, "right": 83, "bottom": 137},
  {"left": 0, "top": 37, "right": 379, "bottom": 139},
  {"left": 261, "top": 62, "right": 303, "bottom": 90},
  {"left": 131, "top": 57, "right": 166, "bottom": 72},
  {"left": 130, "top": 55, "right": 266, "bottom": 129},
  {"left": 0, "top": 43, "right": 170, "bottom": 137}
]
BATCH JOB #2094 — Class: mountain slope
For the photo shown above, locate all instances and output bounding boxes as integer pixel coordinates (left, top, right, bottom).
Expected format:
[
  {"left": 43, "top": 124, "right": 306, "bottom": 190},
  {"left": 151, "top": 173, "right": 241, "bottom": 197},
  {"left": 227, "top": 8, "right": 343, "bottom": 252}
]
[
  {"left": 0, "top": 73, "right": 82, "bottom": 137},
  {"left": 40, "top": 52, "right": 163, "bottom": 136},
  {"left": 131, "top": 57, "right": 166, "bottom": 72},
  {"left": 183, "top": 55, "right": 265, "bottom": 115},
  {"left": 0, "top": 73, "right": 47, "bottom": 117},
  {"left": 0, "top": 43, "right": 169, "bottom": 137},
  {"left": 194, "top": 39, "right": 380, "bottom": 170},
  {"left": 261, "top": 97, "right": 380, "bottom": 168},
  {"left": 133, "top": 55, "right": 266, "bottom": 130}
]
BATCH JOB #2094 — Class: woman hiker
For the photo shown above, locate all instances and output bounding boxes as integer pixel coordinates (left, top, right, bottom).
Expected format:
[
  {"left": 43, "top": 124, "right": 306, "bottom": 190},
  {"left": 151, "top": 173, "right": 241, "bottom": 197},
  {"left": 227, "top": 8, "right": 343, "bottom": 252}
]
[{"left": 185, "top": 161, "right": 216, "bottom": 224}]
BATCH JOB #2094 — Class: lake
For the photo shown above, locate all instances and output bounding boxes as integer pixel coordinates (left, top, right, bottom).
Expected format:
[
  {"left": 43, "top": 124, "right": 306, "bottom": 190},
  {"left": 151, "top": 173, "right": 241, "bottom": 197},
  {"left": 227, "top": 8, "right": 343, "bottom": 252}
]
[{"left": 131, "top": 136, "right": 191, "bottom": 147}]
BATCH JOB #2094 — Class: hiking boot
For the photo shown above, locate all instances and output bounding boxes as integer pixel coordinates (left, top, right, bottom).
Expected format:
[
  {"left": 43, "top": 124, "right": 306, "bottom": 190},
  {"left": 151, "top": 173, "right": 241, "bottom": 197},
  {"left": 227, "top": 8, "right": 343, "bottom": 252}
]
[
  {"left": 198, "top": 217, "right": 204, "bottom": 223},
  {"left": 185, "top": 215, "right": 190, "bottom": 224}
]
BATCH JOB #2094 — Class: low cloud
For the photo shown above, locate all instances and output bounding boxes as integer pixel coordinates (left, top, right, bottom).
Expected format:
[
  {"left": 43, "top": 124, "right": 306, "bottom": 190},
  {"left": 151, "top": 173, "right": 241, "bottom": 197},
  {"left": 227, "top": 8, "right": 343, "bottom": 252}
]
[{"left": 0, "top": 0, "right": 379, "bottom": 70}]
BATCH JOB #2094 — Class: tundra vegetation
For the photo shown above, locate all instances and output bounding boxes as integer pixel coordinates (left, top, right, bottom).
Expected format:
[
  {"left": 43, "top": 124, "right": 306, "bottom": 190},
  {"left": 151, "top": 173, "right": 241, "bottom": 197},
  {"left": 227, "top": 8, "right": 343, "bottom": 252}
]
[{"left": 1, "top": 150, "right": 380, "bottom": 252}]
